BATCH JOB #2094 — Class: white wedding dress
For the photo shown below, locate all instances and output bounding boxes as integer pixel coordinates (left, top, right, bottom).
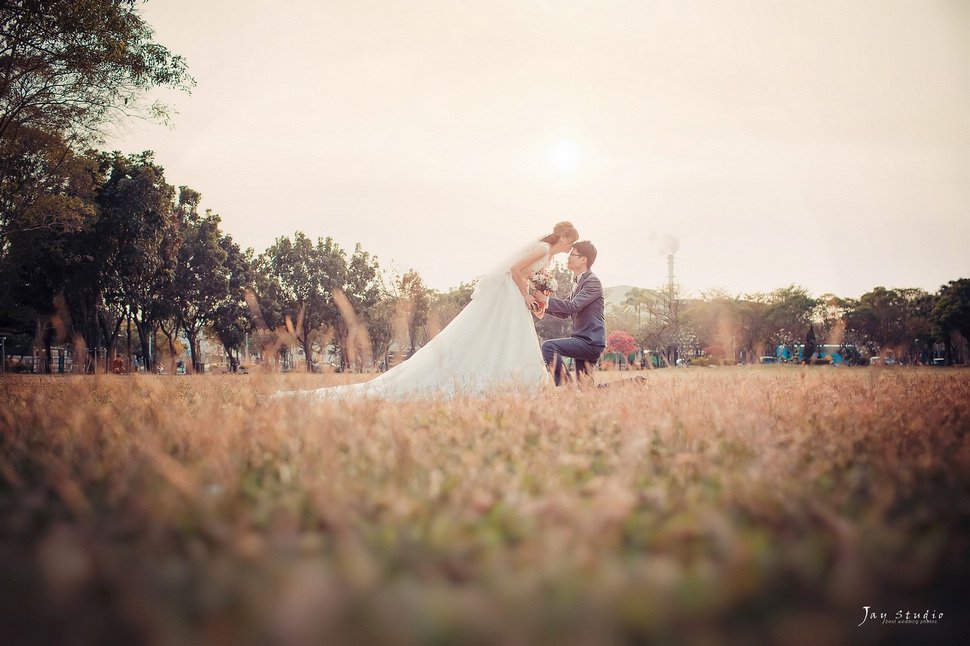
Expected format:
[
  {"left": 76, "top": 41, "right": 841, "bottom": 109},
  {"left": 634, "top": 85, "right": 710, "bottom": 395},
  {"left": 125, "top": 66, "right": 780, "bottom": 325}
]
[{"left": 280, "top": 241, "right": 553, "bottom": 400}]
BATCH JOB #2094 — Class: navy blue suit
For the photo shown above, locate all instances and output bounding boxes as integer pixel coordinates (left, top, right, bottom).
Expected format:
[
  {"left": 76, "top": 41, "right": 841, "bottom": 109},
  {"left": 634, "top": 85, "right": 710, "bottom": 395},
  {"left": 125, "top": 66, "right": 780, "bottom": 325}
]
[{"left": 542, "top": 270, "right": 606, "bottom": 386}]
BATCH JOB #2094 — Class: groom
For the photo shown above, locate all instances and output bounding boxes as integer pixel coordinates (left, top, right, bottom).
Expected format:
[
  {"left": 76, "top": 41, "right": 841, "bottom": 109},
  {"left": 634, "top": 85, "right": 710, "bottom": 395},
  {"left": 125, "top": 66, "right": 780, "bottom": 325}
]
[{"left": 540, "top": 240, "right": 606, "bottom": 387}]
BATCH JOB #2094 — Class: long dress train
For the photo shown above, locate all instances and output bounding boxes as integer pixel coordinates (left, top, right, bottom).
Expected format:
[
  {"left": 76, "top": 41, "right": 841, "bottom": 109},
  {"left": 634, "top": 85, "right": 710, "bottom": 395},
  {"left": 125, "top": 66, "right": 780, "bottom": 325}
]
[{"left": 277, "top": 241, "right": 552, "bottom": 399}]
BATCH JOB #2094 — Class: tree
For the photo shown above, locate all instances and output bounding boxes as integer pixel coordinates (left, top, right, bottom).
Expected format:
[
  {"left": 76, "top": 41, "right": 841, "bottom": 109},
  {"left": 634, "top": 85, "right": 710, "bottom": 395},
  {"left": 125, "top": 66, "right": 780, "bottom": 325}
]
[
  {"left": 156, "top": 187, "right": 197, "bottom": 371},
  {"left": 811, "top": 293, "right": 852, "bottom": 346},
  {"left": 931, "top": 279, "right": 970, "bottom": 365},
  {"left": 397, "top": 269, "right": 430, "bottom": 356},
  {"left": 430, "top": 281, "right": 476, "bottom": 331},
  {"left": 606, "top": 330, "right": 637, "bottom": 368},
  {"left": 637, "top": 281, "right": 686, "bottom": 366},
  {"left": 605, "top": 303, "right": 639, "bottom": 338},
  {"left": 0, "top": 129, "right": 96, "bottom": 244},
  {"left": 366, "top": 297, "right": 398, "bottom": 370},
  {"left": 93, "top": 151, "right": 177, "bottom": 371},
  {"left": 845, "top": 287, "right": 913, "bottom": 357},
  {"left": 682, "top": 290, "right": 741, "bottom": 364},
  {"left": 211, "top": 236, "right": 255, "bottom": 372},
  {"left": 0, "top": 0, "right": 191, "bottom": 369},
  {"left": 174, "top": 209, "right": 228, "bottom": 372},
  {"left": 249, "top": 251, "right": 288, "bottom": 366},
  {"left": 764, "top": 285, "right": 816, "bottom": 348},
  {"left": 337, "top": 243, "right": 385, "bottom": 370},
  {"left": 259, "top": 233, "right": 347, "bottom": 372},
  {"left": 735, "top": 294, "right": 771, "bottom": 363},
  {"left": 8, "top": 224, "right": 76, "bottom": 371},
  {"left": 624, "top": 287, "right": 654, "bottom": 329},
  {"left": 0, "top": 0, "right": 192, "bottom": 239},
  {"left": 7, "top": 149, "right": 180, "bottom": 372},
  {"left": 3, "top": 148, "right": 98, "bottom": 370}
]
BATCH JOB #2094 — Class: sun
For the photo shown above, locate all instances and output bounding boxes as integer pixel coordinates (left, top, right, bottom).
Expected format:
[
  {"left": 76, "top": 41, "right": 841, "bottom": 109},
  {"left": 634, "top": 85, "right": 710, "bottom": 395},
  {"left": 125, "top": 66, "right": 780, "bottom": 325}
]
[{"left": 548, "top": 139, "right": 581, "bottom": 174}]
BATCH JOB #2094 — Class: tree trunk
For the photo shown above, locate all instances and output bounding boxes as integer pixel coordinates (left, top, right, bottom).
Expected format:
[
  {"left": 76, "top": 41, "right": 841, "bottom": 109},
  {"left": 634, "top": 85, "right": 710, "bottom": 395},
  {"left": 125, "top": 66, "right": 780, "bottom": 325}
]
[
  {"left": 79, "top": 295, "right": 101, "bottom": 372},
  {"left": 44, "top": 333, "right": 54, "bottom": 374},
  {"left": 185, "top": 330, "right": 197, "bottom": 373},
  {"left": 193, "top": 337, "right": 204, "bottom": 373},
  {"left": 159, "top": 319, "right": 178, "bottom": 374},
  {"left": 99, "top": 310, "right": 124, "bottom": 371},
  {"left": 36, "top": 317, "right": 51, "bottom": 373},
  {"left": 339, "top": 331, "right": 350, "bottom": 371},
  {"left": 136, "top": 317, "right": 153, "bottom": 373},
  {"left": 180, "top": 320, "right": 206, "bottom": 373},
  {"left": 151, "top": 322, "right": 161, "bottom": 370},
  {"left": 126, "top": 313, "right": 133, "bottom": 371},
  {"left": 300, "top": 336, "right": 314, "bottom": 372},
  {"left": 223, "top": 344, "right": 239, "bottom": 372}
]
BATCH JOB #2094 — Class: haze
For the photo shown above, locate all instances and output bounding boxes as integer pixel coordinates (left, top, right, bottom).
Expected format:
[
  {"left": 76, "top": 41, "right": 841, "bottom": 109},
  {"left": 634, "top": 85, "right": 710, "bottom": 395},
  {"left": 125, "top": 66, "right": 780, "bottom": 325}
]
[{"left": 106, "top": 0, "right": 970, "bottom": 298}]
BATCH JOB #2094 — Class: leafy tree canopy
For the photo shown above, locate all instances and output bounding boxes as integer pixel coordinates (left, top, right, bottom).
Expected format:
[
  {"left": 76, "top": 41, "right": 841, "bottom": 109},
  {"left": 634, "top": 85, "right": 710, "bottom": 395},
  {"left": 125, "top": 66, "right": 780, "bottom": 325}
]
[{"left": 0, "top": 0, "right": 193, "bottom": 240}]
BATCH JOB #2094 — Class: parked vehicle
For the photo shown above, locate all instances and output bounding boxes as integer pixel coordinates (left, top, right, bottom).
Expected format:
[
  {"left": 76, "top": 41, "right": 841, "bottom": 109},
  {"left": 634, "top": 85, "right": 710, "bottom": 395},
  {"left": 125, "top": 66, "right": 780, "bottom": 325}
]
[{"left": 869, "top": 356, "right": 897, "bottom": 366}]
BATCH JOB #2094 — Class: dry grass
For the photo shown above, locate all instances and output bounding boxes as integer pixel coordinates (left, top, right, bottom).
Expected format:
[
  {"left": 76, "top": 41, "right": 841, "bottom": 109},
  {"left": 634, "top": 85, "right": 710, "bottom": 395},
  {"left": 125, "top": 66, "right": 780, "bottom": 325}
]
[{"left": 1, "top": 368, "right": 968, "bottom": 645}]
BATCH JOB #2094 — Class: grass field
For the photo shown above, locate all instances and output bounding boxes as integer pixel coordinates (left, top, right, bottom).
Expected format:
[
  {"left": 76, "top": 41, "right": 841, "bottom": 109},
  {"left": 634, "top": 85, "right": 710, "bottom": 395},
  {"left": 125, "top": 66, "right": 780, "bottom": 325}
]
[{"left": 1, "top": 368, "right": 968, "bottom": 645}]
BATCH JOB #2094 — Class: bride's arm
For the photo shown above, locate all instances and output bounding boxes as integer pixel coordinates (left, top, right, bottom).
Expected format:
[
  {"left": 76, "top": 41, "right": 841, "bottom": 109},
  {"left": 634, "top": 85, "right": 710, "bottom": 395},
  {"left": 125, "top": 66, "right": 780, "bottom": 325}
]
[{"left": 511, "top": 245, "right": 546, "bottom": 308}]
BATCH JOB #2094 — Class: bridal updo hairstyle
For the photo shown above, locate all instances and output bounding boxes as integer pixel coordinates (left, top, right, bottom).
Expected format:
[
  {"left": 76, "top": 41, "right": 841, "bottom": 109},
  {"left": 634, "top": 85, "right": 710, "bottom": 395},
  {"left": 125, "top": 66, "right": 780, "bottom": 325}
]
[
  {"left": 540, "top": 221, "right": 579, "bottom": 246},
  {"left": 572, "top": 240, "right": 597, "bottom": 268}
]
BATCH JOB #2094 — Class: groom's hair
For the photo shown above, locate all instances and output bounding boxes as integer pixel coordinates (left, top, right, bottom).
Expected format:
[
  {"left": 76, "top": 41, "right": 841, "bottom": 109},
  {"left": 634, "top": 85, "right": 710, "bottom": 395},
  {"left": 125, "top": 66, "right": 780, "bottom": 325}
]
[{"left": 573, "top": 240, "right": 597, "bottom": 268}]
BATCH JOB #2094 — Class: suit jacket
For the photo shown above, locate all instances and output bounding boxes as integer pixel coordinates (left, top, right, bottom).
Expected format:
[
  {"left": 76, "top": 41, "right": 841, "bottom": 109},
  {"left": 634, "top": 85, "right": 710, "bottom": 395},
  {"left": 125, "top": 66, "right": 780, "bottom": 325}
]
[{"left": 545, "top": 270, "right": 606, "bottom": 347}]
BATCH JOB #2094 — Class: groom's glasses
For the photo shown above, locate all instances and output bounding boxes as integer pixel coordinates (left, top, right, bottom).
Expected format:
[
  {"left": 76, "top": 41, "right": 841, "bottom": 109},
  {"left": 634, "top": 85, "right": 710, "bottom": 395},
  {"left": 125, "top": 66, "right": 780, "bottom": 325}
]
[{"left": 569, "top": 252, "right": 582, "bottom": 258}]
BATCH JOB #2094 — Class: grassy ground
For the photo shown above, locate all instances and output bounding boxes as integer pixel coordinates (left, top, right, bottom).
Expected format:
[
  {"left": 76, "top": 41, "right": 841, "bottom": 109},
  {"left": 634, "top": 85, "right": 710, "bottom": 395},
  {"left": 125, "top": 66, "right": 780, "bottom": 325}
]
[{"left": 1, "top": 367, "right": 968, "bottom": 645}]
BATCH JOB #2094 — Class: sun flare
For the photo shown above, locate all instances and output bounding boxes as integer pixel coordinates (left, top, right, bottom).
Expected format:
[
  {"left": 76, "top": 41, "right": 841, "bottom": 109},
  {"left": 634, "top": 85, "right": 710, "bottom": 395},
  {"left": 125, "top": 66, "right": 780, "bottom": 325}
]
[{"left": 548, "top": 139, "right": 581, "bottom": 174}]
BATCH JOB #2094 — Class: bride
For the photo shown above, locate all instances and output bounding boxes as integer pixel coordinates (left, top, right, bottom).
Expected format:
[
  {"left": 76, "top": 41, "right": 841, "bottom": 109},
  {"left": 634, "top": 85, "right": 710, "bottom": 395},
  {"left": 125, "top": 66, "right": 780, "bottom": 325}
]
[{"left": 277, "top": 222, "right": 579, "bottom": 399}]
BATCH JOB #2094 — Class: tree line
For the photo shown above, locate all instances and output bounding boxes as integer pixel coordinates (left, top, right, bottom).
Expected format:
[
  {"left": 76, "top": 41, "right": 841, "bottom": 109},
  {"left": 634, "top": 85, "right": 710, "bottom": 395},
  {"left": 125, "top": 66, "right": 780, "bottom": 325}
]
[
  {"left": 3, "top": 140, "right": 967, "bottom": 372},
  {"left": 608, "top": 281, "right": 970, "bottom": 366},
  {"left": 0, "top": 1, "right": 414, "bottom": 373},
  {"left": 0, "top": 145, "right": 462, "bottom": 373},
  {"left": 1, "top": 1, "right": 968, "bottom": 373}
]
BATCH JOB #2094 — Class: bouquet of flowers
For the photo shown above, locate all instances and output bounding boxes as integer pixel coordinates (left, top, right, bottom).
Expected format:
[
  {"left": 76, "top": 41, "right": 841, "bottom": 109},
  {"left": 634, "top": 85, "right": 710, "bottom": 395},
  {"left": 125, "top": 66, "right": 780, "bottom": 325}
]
[{"left": 529, "top": 268, "right": 558, "bottom": 319}]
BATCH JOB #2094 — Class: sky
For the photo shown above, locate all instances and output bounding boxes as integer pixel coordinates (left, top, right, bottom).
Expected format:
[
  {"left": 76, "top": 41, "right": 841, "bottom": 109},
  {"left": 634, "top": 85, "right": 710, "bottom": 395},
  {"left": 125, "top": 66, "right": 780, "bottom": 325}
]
[{"left": 105, "top": 0, "right": 970, "bottom": 298}]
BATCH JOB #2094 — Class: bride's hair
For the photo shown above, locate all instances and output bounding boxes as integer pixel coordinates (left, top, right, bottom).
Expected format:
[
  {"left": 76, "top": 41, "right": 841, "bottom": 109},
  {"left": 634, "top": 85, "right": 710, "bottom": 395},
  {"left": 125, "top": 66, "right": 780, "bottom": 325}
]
[{"left": 540, "top": 221, "right": 578, "bottom": 245}]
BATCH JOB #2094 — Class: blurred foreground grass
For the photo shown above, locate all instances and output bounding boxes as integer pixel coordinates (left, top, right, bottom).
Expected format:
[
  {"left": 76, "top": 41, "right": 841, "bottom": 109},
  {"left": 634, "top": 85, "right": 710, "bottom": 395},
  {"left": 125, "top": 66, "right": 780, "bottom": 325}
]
[{"left": 1, "top": 368, "right": 968, "bottom": 645}]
